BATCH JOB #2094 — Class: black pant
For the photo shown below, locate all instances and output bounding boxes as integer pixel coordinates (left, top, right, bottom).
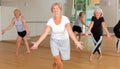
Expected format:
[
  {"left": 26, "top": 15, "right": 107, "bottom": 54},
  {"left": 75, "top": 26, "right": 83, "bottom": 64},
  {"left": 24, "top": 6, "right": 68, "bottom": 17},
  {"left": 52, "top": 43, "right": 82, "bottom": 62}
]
[
  {"left": 17, "top": 30, "right": 26, "bottom": 38},
  {"left": 91, "top": 34, "right": 102, "bottom": 54},
  {"left": 72, "top": 25, "right": 82, "bottom": 33}
]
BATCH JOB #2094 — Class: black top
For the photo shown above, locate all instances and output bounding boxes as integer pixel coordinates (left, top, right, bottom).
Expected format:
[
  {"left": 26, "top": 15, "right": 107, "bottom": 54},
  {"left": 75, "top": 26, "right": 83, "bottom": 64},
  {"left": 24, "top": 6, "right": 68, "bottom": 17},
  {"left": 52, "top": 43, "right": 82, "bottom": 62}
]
[
  {"left": 113, "top": 20, "right": 120, "bottom": 38},
  {"left": 91, "top": 16, "right": 104, "bottom": 36}
]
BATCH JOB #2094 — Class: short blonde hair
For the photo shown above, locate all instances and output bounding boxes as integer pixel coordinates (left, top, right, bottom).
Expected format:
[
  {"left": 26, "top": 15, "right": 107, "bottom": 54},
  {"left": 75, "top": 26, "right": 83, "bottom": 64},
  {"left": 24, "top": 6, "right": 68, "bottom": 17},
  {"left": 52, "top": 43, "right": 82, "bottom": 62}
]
[
  {"left": 51, "top": 2, "right": 62, "bottom": 12},
  {"left": 14, "top": 9, "right": 21, "bottom": 16},
  {"left": 94, "top": 8, "right": 103, "bottom": 17}
]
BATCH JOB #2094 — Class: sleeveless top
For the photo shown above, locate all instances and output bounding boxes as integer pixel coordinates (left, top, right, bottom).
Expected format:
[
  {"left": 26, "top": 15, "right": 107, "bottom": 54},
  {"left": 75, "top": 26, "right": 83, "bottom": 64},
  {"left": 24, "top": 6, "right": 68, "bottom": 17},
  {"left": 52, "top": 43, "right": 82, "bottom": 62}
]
[
  {"left": 74, "top": 17, "right": 83, "bottom": 27},
  {"left": 14, "top": 16, "right": 25, "bottom": 32}
]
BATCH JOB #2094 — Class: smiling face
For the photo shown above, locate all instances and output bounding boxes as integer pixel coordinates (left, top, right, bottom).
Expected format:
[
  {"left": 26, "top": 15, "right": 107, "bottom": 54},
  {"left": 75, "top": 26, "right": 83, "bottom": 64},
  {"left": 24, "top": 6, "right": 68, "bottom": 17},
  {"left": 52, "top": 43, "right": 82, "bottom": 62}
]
[
  {"left": 51, "top": 3, "right": 62, "bottom": 16},
  {"left": 95, "top": 11, "right": 102, "bottom": 18},
  {"left": 52, "top": 5, "right": 61, "bottom": 15},
  {"left": 94, "top": 8, "right": 103, "bottom": 19},
  {"left": 14, "top": 9, "right": 21, "bottom": 18}
]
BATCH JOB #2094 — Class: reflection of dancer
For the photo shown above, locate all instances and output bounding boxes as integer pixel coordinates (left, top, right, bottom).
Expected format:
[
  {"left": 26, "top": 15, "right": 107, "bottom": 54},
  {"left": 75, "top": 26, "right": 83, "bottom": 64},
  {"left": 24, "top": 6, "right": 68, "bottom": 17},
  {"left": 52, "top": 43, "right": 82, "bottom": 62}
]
[
  {"left": 2, "top": 9, "right": 30, "bottom": 56},
  {"left": 72, "top": 12, "right": 88, "bottom": 41},
  {"left": 113, "top": 20, "right": 120, "bottom": 53},
  {"left": 85, "top": 8, "right": 111, "bottom": 61},
  {"left": 31, "top": 2, "right": 83, "bottom": 69}
]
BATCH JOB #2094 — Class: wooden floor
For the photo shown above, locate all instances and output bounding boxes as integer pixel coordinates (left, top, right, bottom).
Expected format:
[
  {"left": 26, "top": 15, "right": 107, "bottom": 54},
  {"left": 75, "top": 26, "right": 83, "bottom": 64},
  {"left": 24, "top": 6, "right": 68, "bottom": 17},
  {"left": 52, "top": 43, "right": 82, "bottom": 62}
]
[{"left": 0, "top": 35, "right": 120, "bottom": 69}]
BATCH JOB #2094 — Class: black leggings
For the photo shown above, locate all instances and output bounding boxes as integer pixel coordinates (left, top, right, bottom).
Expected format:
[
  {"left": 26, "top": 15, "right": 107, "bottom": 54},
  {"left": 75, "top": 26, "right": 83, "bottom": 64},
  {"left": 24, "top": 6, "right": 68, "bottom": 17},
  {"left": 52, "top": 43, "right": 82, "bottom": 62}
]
[
  {"left": 116, "top": 39, "right": 120, "bottom": 49},
  {"left": 91, "top": 34, "right": 102, "bottom": 54},
  {"left": 113, "top": 21, "right": 120, "bottom": 49}
]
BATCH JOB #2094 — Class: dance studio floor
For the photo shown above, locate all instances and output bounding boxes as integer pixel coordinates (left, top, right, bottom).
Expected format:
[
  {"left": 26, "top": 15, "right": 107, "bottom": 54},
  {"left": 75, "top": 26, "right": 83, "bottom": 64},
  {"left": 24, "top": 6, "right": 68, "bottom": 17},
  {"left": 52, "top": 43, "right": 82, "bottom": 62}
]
[{"left": 0, "top": 35, "right": 120, "bottom": 69}]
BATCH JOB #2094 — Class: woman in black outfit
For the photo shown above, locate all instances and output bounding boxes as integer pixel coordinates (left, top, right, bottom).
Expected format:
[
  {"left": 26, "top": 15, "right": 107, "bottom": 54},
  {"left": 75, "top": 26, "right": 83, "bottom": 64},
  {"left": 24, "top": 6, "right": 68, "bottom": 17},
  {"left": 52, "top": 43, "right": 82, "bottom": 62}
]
[
  {"left": 113, "top": 20, "right": 120, "bottom": 53},
  {"left": 85, "top": 8, "right": 111, "bottom": 61}
]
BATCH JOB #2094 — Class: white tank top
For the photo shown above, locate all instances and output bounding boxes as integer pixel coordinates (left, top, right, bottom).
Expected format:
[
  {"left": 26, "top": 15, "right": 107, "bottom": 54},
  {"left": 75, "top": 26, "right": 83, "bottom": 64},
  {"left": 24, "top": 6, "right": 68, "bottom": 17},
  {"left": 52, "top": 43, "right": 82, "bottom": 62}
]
[{"left": 14, "top": 16, "right": 25, "bottom": 32}]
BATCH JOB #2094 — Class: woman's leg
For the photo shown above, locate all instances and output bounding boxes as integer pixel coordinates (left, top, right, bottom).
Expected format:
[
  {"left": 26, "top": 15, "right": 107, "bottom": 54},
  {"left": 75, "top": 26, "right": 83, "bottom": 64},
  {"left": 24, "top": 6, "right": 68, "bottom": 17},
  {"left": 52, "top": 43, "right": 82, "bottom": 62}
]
[
  {"left": 53, "top": 55, "right": 63, "bottom": 69},
  {"left": 89, "top": 53, "right": 93, "bottom": 62},
  {"left": 16, "top": 36, "right": 22, "bottom": 56},
  {"left": 53, "top": 62, "right": 57, "bottom": 69},
  {"left": 98, "top": 52, "right": 102, "bottom": 61},
  {"left": 23, "top": 37, "right": 30, "bottom": 54},
  {"left": 90, "top": 34, "right": 102, "bottom": 61},
  {"left": 78, "top": 32, "right": 82, "bottom": 41},
  {"left": 116, "top": 39, "right": 120, "bottom": 53}
]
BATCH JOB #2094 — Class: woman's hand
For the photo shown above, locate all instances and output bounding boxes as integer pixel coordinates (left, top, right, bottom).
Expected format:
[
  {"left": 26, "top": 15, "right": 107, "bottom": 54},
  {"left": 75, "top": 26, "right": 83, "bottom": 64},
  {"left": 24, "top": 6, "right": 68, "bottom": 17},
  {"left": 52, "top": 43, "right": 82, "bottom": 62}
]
[
  {"left": 1, "top": 29, "right": 6, "bottom": 35},
  {"left": 106, "top": 33, "right": 112, "bottom": 38},
  {"left": 84, "top": 32, "right": 89, "bottom": 37},
  {"left": 75, "top": 41, "right": 84, "bottom": 50},
  {"left": 31, "top": 42, "right": 39, "bottom": 50},
  {"left": 27, "top": 30, "right": 30, "bottom": 35}
]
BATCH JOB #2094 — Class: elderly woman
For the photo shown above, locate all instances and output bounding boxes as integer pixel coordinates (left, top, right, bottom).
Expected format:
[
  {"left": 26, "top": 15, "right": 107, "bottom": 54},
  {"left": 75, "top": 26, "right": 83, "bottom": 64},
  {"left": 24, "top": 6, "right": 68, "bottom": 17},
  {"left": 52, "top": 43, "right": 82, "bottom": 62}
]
[
  {"left": 72, "top": 11, "right": 88, "bottom": 41},
  {"left": 31, "top": 2, "right": 83, "bottom": 69},
  {"left": 113, "top": 20, "right": 120, "bottom": 53},
  {"left": 2, "top": 9, "right": 30, "bottom": 56},
  {"left": 85, "top": 8, "right": 111, "bottom": 61}
]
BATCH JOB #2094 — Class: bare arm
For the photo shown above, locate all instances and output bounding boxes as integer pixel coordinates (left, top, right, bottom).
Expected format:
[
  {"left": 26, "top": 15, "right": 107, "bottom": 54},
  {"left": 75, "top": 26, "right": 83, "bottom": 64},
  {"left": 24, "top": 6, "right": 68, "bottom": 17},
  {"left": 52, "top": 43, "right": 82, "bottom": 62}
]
[
  {"left": 31, "top": 25, "right": 51, "bottom": 49},
  {"left": 2, "top": 18, "right": 15, "bottom": 34},
  {"left": 21, "top": 16, "right": 30, "bottom": 35},
  {"left": 85, "top": 21, "right": 94, "bottom": 36},
  {"left": 102, "top": 22, "right": 111, "bottom": 37},
  {"left": 80, "top": 17, "right": 88, "bottom": 27},
  {"left": 66, "top": 23, "right": 83, "bottom": 49},
  {"left": 66, "top": 23, "right": 77, "bottom": 43}
]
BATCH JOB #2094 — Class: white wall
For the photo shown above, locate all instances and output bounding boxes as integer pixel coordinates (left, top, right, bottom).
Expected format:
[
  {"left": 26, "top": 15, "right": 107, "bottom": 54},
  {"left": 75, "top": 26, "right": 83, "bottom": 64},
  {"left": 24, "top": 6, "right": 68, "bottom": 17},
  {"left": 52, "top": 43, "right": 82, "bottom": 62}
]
[
  {"left": 1, "top": 6, "right": 18, "bottom": 40},
  {"left": 100, "top": 0, "right": 117, "bottom": 27},
  {"left": 1, "top": 0, "right": 117, "bottom": 40},
  {"left": 64, "top": 0, "right": 73, "bottom": 19},
  {"left": 0, "top": 0, "right": 73, "bottom": 40},
  {"left": 0, "top": 6, "right": 46, "bottom": 40},
  {"left": 18, "top": 0, "right": 53, "bottom": 21},
  {"left": 19, "top": 0, "right": 73, "bottom": 21},
  {"left": 27, "top": 23, "right": 46, "bottom": 36},
  {"left": 18, "top": 0, "right": 68, "bottom": 38},
  {"left": 0, "top": 6, "right": 47, "bottom": 40}
]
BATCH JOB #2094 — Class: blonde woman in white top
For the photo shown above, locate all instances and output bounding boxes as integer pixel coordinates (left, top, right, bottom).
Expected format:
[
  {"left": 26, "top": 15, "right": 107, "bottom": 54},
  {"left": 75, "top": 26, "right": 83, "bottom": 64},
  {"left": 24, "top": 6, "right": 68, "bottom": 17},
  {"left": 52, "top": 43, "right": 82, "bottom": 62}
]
[{"left": 31, "top": 2, "right": 83, "bottom": 69}]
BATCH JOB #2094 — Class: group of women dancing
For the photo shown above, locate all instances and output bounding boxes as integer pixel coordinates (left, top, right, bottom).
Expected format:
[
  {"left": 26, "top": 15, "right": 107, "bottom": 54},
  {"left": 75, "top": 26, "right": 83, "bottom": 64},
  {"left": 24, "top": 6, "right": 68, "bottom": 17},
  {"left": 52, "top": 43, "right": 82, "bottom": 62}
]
[{"left": 1, "top": 2, "right": 120, "bottom": 69}]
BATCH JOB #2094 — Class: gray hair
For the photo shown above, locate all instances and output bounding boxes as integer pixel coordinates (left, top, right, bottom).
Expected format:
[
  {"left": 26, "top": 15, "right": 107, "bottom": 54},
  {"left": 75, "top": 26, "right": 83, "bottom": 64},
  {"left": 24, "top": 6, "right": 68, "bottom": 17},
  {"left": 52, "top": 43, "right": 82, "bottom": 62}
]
[{"left": 94, "top": 8, "right": 103, "bottom": 17}]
